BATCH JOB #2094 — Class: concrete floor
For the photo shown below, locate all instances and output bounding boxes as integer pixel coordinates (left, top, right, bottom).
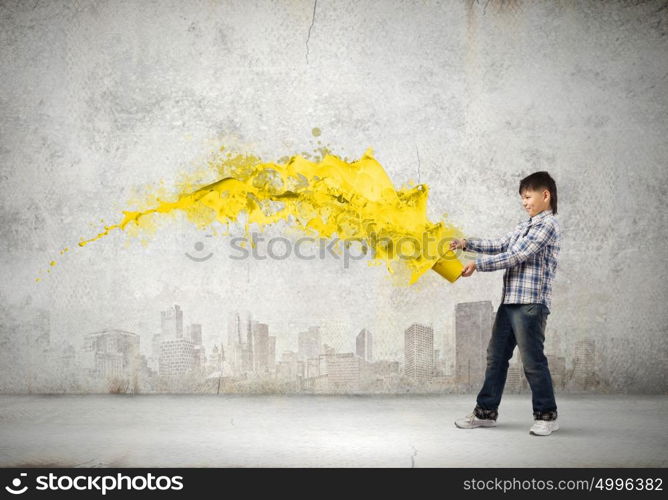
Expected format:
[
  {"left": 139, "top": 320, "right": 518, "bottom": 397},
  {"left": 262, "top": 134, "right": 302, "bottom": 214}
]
[{"left": 0, "top": 394, "right": 665, "bottom": 467}]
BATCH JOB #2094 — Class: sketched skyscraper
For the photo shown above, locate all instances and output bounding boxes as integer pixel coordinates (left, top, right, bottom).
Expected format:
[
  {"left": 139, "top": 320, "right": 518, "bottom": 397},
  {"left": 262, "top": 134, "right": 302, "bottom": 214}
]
[
  {"left": 505, "top": 356, "right": 528, "bottom": 393},
  {"left": 227, "top": 310, "right": 252, "bottom": 375},
  {"left": 404, "top": 323, "right": 434, "bottom": 381},
  {"left": 455, "top": 301, "right": 493, "bottom": 389},
  {"left": 267, "top": 336, "right": 276, "bottom": 373},
  {"left": 188, "top": 324, "right": 205, "bottom": 371},
  {"left": 327, "top": 353, "right": 362, "bottom": 391},
  {"left": 356, "top": 328, "right": 373, "bottom": 362},
  {"left": 298, "top": 326, "right": 321, "bottom": 361},
  {"left": 82, "top": 329, "right": 140, "bottom": 380},
  {"left": 573, "top": 339, "right": 596, "bottom": 389},
  {"left": 161, "top": 305, "right": 183, "bottom": 338},
  {"left": 159, "top": 337, "right": 195, "bottom": 377},
  {"left": 319, "top": 318, "right": 351, "bottom": 354},
  {"left": 188, "top": 324, "right": 202, "bottom": 345},
  {"left": 251, "top": 320, "right": 269, "bottom": 374}
]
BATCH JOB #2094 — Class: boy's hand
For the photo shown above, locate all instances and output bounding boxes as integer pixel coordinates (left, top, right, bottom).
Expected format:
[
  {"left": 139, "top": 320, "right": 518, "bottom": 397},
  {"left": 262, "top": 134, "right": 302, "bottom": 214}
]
[
  {"left": 449, "top": 238, "right": 467, "bottom": 251},
  {"left": 460, "top": 261, "right": 477, "bottom": 277}
]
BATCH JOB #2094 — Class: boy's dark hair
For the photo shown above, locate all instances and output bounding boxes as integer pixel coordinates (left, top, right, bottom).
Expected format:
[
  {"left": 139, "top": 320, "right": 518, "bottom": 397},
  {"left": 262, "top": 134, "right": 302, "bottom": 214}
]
[{"left": 519, "top": 171, "right": 558, "bottom": 215}]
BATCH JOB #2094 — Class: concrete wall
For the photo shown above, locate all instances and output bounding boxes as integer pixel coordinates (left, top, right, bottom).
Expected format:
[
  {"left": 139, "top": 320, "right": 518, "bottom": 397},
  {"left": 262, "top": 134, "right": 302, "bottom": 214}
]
[{"left": 0, "top": 0, "right": 666, "bottom": 392}]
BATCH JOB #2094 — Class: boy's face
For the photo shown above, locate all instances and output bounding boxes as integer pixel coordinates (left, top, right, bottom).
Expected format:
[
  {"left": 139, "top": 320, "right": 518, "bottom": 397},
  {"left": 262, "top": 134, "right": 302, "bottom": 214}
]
[{"left": 521, "top": 188, "right": 551, "bottom": 217}]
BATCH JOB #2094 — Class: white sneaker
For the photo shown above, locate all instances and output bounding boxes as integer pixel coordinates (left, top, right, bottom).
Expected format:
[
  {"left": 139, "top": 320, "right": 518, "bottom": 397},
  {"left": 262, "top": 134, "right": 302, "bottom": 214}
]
[
  {"left": 530, "top": 419, "right": 559, "bottom": 436},
  {"left": 455, "top": 413, "right": 498, "bottom": 429}
]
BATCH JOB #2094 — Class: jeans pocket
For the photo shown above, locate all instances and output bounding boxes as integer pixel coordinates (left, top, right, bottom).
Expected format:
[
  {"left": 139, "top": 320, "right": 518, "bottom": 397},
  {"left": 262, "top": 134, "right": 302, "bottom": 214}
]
[
  {"left": 535, "top": 303, "right": 549, "bottom": 318},
  {"left": 524, "top": 304, "right": 546, "bottom": 324}
]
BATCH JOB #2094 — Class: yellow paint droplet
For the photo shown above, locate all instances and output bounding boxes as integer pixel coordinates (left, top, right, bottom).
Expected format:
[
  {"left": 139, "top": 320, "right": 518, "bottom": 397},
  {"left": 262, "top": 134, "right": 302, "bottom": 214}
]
[
  {"left": 312, "top": 127, "right": 321, "bottom": 137},
  {"left": 50, "top": 261, "right": 56, "bottom": 267},
  {"left": 35, "top": 278, "right": 41, "bottom": 282}
]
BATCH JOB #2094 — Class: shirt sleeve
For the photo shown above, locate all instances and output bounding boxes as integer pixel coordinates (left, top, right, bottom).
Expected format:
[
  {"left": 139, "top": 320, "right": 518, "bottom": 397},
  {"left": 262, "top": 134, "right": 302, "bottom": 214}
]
[
  {"left": 465, "top": 230, "right": 514, "bottom": 254},
  {"left": 475, "top": 221, "right": 557, "bottom": 272}
]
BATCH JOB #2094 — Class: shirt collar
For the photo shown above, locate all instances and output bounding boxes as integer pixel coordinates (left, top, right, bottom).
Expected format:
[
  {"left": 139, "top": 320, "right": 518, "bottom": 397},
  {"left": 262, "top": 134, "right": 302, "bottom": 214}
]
[{"left": 528, "top": 209, "right": 553, "bottom": 224}]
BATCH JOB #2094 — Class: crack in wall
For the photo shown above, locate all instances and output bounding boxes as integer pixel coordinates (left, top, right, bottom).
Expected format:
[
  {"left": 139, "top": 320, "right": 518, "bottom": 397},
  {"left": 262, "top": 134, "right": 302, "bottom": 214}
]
[{"left": 306, "top": 0, "right": 318, "bottom": 64}]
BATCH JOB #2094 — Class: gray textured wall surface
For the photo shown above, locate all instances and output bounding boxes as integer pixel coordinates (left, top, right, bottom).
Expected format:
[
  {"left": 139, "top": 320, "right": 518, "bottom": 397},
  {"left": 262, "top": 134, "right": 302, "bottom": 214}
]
[{"left": 0, "top": 0, "right": 666, "bottom": 393}]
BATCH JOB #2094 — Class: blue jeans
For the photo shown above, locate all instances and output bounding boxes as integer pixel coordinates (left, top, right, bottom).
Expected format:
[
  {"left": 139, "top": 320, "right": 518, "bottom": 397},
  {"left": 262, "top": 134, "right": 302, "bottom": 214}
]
[{"left": 473, "top": 303, "right": 558, "bottom": 421}]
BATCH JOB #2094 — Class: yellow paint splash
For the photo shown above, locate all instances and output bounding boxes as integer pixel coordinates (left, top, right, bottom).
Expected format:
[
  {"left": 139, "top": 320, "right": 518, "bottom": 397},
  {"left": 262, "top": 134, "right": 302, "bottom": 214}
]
[{"left": 56, "top": 147, "right": 464, "bottom": 284}]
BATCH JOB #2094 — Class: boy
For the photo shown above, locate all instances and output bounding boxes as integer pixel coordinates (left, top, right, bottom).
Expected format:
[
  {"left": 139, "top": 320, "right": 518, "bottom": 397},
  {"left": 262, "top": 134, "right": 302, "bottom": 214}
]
[{"left": 450, "top": 171, "right": 561, "bottom": 436}]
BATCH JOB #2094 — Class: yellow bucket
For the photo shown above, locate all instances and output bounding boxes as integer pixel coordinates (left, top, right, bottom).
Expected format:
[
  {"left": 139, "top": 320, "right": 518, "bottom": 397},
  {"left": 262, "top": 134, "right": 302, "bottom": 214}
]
[{"left": 431, "top": 248, "right": 464, "bottom": 283}]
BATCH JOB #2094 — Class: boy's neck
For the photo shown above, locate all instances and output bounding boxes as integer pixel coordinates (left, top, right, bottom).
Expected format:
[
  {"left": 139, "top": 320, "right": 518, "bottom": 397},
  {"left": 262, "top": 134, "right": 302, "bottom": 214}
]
[{"left": 531, "top": 208, "right": 552, "bottom": 218}]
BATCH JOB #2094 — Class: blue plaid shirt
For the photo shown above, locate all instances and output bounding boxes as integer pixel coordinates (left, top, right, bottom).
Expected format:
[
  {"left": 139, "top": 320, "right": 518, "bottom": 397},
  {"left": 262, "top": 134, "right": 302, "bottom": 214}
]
[{"left": 465, "top": 209, "right": 561, "bottom": 313}]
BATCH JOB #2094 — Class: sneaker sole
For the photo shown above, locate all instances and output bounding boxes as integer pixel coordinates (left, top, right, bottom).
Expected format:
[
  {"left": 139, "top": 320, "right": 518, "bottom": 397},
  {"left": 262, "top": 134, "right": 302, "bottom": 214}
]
[
  {"left": 455, "top": 420, "right": 497, "bottom": 429},
  {"left": 530, "top": 422, "right": 559, "bottom": 436}
]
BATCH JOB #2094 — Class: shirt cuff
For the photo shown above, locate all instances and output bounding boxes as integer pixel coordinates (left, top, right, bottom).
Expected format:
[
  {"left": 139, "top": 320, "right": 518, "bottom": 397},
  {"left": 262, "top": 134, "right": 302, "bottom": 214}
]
[{"left": 475, "top": 257, "right": 488, "bottom": 272}]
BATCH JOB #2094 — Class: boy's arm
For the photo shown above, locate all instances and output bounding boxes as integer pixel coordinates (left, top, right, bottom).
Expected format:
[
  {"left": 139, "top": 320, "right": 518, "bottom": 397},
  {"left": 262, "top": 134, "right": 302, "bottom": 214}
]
[
  {"left": 465, "top": 230, "right": 515, "bottom": 254},
  {"left": 475, "top": 221, "right": 557, "bottom": 272}
]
